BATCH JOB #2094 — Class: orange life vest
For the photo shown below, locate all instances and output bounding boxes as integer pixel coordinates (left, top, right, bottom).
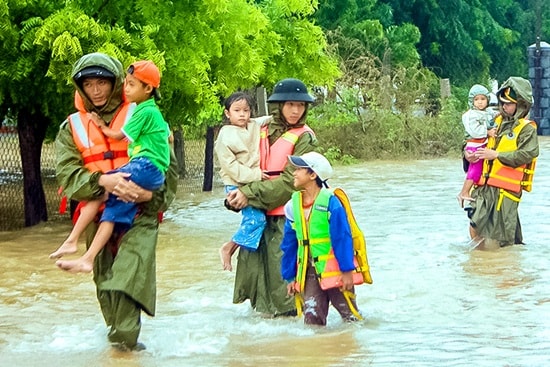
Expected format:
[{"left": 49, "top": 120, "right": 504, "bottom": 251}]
[
  {"left": 69, "top": 100, "right": 135, "bottom": 173},
  {"left": 478, "top": 118, "right": 537, "bottom": 193},
  {"left": 59, "top": 95, "right": 133, "bottom": 216},
  {"left": 259, "top": 124, "right": 314, "bottom": 215}
]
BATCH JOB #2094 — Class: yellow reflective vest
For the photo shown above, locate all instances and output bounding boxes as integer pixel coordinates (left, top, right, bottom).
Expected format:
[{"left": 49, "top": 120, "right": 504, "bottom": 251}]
[
  {"left": 291, "top": 189, "right": 365, "bottom": 292},
  {"left": 478, "top": 117, "right": 537, "bottom": 193}
]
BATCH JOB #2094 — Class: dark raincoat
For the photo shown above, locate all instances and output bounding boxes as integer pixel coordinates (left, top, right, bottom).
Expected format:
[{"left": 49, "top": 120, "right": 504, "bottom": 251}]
[
  {"left": 469, "top": 77, "right": 539, "bottom": 245},
  {"left": 233, "top": 107, "right": 318, "bottom": 316},
  {"left": 55, "top": 53, "right": 178, "bottom": 347}
]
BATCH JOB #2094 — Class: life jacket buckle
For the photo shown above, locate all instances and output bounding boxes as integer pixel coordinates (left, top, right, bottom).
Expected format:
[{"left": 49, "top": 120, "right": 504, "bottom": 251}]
[{"left": 103, "top": 150, "right": 114, "bottom": 159}]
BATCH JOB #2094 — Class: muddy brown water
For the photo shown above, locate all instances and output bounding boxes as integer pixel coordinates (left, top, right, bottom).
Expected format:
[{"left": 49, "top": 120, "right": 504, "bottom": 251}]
[{"left": 1, "top": 137, "right": 549, "bottom": 366}]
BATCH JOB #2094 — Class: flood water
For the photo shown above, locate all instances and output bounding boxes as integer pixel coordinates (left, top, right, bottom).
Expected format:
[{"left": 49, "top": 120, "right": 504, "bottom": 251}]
[{"left": 1, "top": 137, "right": 549, "bottom": 367}]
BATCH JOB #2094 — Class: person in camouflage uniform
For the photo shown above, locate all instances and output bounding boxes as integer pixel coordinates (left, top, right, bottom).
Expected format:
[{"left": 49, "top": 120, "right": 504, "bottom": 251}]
[
  {"left": 466, "top": 77, "right": 539, "bottom": 247},
  {"left": 55, "top": 52, "right": 178, "bottom": 350},
  {"left": 227, "top": 79, "right": 319, "bottom": 316}
]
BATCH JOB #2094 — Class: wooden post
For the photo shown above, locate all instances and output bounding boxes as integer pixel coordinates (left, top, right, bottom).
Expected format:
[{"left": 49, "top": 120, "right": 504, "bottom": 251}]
[
  {"left": 202, "top": 126, "right": 215, "bottom": 192},
  {"left": 173, "top": 129, "right": 186, "bottom": 177}
]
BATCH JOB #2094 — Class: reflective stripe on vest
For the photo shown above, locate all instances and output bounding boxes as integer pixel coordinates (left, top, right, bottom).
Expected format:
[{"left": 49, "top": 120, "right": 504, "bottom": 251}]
[
  {"left": 69, "top": 103, "right": 135, "bottom": 172},
  {"left": 292, "top": 191, "right": 310, "bottom": 293},
  {"left": 478, "top": 118, "right": 537, "bottom": 193},
  {"left": 259, "top": 124, "right": 314, "bottom": 215}
]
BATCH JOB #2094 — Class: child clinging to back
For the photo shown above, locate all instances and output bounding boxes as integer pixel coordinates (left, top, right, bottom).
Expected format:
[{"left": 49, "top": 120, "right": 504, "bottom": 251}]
[
  {"left": 457, "top": 84, "right": 498, "bottom": 207},
  {"left": 214, "top": 92, "right": 271, "bottom": 271},
  {"left": 280, "top": 152, "right": 363, "bottom": 326},
  {"left": 50, "top": 60, "right": 170, "bottom": 273}
]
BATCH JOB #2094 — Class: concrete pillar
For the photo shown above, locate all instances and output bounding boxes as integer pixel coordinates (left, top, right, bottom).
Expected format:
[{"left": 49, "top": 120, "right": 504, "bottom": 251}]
[
  {"left": 255, "top": 87, "right": 268, "bottom": 116},
  {"left": 440, "top": 78, "right": 451, "bottom": 98},
  {"left": 528, "top": 40, "right": 550, "bottom": 135}
]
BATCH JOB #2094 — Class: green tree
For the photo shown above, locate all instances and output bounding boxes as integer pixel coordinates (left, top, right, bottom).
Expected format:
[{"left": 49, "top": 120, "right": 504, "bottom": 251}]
[
  {"left": 0, "top": 1, "right": 71, "bottom": 226},
  {"left": 315, "top": 0, "right": 421, "bottom": 68},
  {"left": 377, "top": 0, "right": 547, "bottom": 84},
  {"left": 0, "top": 0, "right": 339, "bottom": 226}
]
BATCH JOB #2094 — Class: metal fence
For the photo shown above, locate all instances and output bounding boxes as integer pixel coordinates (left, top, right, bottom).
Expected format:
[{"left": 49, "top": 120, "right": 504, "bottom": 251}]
[{"left": 0, "top": 130, "right": 216, "bottom": 231}]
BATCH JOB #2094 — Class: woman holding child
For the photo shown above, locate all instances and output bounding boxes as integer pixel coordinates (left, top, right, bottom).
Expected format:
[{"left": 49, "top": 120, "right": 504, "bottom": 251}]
[{"left": 226, "top": 78, "right": 318, "bottom": 317}]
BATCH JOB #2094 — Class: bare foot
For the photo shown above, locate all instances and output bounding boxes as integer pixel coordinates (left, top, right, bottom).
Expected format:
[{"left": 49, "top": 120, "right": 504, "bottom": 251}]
[
  {"left": 219, "top": 241, "right": 235, "bottom": 271},
  {"left": 49, "top": 241, "right": 78, "bottom": 259},
  {"left": 55, "top": 258, "right": 93, "bottom": 273}
]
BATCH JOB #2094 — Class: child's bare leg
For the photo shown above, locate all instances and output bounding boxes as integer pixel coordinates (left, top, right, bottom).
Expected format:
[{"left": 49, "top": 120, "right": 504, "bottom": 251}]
[
  {"left": 219, "top": 241, "right": 239, "bottom": 271},
  {"left": 457, "top": 179, "right": 474, "bottom": 207},
  {"left": 56, "top": 221, "right": 115, "bottom": 273},
  {"left": 49, "top": 200, "right": 103, "bottom": 259}
]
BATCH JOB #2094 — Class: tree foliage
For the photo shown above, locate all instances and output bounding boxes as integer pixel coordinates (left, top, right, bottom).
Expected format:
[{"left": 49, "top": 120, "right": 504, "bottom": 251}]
[
  {"left": 1, "top": 0, "right": 340, "bottom": 132},
  {"left": 315, "top": 0, "right": 549, "bottom": 86},
  {"left": 1, "top": 0, "right": 547, "bottom": 227},
  {"left": 315, "top": 0, "right": 421, "bottom": 68},
  {"left": 376, "top": 0, "right": 548, "bottom": 84},
  {"left": 0, "top": 0, "right": 340, "bottom": 226}
]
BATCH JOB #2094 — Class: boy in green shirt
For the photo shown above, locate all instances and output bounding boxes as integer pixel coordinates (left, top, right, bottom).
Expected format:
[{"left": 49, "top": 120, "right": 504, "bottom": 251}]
[{"left": 51, "top": 60, "right": 170, "bottom": 273}]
